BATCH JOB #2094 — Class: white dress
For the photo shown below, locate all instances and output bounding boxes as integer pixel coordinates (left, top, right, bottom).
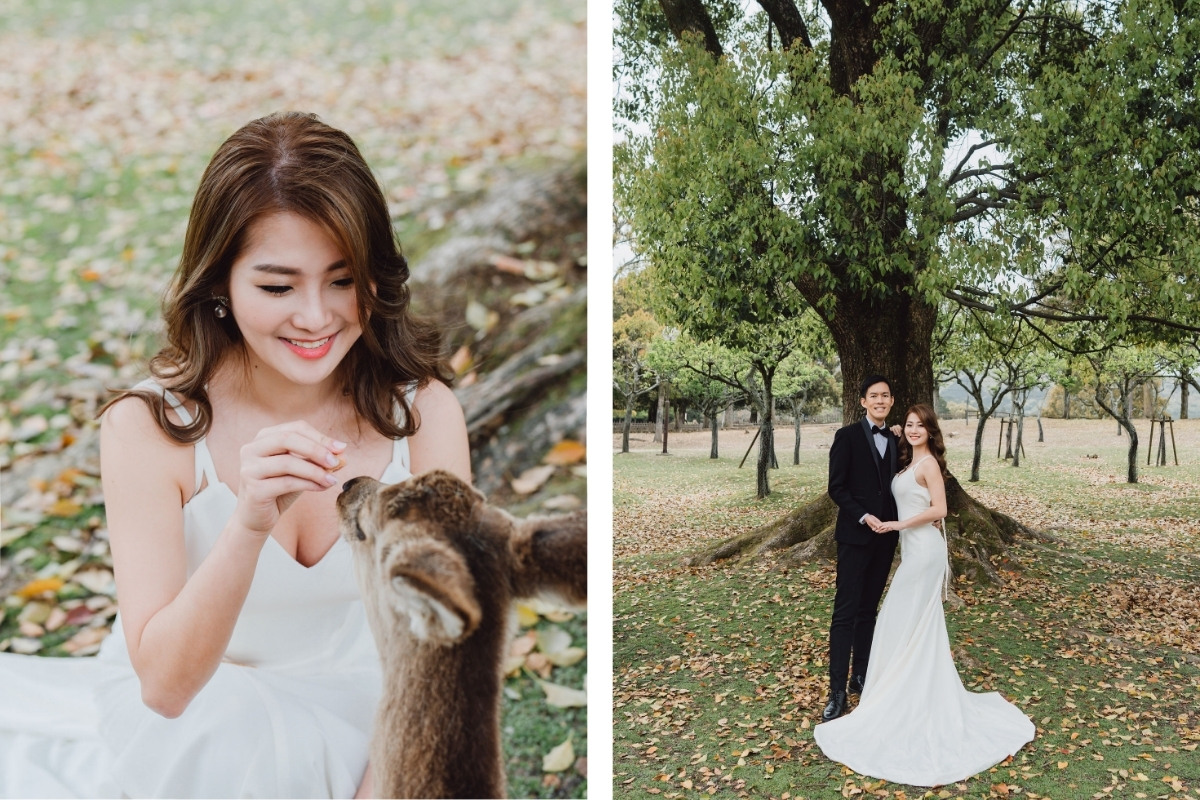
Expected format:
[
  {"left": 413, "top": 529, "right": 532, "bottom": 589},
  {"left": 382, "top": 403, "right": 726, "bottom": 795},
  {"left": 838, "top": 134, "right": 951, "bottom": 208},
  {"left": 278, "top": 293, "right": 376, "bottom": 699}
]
[
  {"left": 814, "top": 456, "right": 1036, "bottom": 787},
  {"left": 0, "top": 379, "right": 414, "bottom": 798}
]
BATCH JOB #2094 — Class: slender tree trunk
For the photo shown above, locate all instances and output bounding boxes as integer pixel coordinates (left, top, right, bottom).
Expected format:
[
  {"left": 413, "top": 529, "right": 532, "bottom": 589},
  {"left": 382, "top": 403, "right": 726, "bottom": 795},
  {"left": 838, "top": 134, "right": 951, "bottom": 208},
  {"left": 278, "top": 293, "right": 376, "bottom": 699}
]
[
  {"left": 750, "top": 407, "right": 758, "bottom": 424},
  {"left": 1064, "top": 389, "right": 1071, "bottom": 419},
  {"left": 1095, "top": 384, "right": 1139, "bottom": 483},
  {"left": 1122, "top": 419, "right": 1138, "bottom": 482},
  {"left": 674, "top": 401, "right": 685, "bottom": 432},
  {"left": 769, "top": 395, "right": 779, "bottom": 469},
  {"left": 1013, "top": 398, "right": 1025, "bottom": 468},
  {"left": 971, "top": 410, "right": 989, "bottom": 482},
  {"left": 1037, "top": 415, "right": 1043, "bottom": 442},
  {"left": 792, "top": 398, "right": 803, "bottom": 466},
  {"left": 653, "top": 382, "right": 666, "bottom": 442},
  {"left": 1004, "top": 416, "right": 1014, "bottom": 459},
  {"left": 756, "top": 417, "right": 774, "bottom": 498},
  {"left": 1181, "top": 373, "right": 1190, "bottom": 419},
  {"left": 621, "top": 394, "right": 634, "bottom": 454},
  {"left": 710, "top": 411, "right": 719, "bottom": 459}
]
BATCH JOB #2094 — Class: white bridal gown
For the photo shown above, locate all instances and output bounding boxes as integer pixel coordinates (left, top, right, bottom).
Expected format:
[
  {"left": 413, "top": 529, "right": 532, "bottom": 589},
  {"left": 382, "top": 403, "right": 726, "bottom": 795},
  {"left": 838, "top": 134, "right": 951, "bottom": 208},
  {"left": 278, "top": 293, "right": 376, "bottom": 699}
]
[
  {"left": 814, "top": 456, "right": 1036, "bottom": 787},
  {"left": 0, "top": 379, "right": 414, "bottom": 798}
]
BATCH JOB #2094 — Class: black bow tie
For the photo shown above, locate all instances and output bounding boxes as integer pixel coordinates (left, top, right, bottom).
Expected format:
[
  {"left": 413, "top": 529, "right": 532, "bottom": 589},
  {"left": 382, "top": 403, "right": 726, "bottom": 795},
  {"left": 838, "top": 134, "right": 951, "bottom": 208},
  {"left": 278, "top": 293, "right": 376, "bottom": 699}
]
[{"left": 871, "top": 425, "right": 887, "bottom": 436}]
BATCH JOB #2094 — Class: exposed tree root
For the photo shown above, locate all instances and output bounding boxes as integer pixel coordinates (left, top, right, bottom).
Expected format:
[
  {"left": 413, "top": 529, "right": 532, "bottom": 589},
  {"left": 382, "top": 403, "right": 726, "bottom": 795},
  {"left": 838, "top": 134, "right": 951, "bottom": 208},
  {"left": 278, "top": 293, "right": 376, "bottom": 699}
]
[{"left": 686, "top": 474, "right": 1038, "bottom": 589}]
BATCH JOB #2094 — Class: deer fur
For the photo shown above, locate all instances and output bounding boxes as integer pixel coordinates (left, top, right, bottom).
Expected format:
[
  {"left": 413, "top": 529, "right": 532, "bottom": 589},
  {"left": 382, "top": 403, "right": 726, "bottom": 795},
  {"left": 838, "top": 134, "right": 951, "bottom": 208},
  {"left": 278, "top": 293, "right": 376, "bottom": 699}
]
[{"left": 336, "top": 470, "right": 586, "bottom": 800}]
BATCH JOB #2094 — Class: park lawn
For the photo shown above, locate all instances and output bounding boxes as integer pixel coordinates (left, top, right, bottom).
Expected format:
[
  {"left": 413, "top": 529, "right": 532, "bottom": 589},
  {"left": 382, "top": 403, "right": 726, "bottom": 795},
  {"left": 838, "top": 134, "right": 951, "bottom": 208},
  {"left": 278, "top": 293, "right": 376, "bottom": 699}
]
[{"left": 614, "top": 419, "right": 1200, "bottom": 799}]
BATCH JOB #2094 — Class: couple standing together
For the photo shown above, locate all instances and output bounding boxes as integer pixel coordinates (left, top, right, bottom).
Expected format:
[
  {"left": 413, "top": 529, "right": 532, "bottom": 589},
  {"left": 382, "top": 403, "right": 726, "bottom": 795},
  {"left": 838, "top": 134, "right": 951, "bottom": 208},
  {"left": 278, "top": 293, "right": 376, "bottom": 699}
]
[{"left": 813, "top": 376, "right": 1035, "bottom": 787}]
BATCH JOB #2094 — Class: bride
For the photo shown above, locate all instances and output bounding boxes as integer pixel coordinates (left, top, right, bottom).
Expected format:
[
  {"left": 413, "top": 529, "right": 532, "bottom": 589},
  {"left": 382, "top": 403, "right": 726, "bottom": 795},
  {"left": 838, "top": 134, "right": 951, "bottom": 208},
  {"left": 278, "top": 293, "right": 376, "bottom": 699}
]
[
  {"left": 814, "top": 403, "right": 1035, "bottom": 787},
  {"left": 0, "top": 112, "right": 469, "bottom": 798}
]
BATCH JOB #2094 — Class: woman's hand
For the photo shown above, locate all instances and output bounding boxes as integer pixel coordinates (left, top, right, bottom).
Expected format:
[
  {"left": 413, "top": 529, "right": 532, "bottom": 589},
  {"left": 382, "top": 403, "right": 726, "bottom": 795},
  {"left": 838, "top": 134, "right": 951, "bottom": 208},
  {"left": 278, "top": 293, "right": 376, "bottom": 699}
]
[
  {"left": 875, "top": 520, "right": 902, "bottom": 533},
  {"left": 234, "top": 421, "right": 347, "bottom": 534},
  {"left": 890, "top": 424, "right": 902, "bottom": 438}
]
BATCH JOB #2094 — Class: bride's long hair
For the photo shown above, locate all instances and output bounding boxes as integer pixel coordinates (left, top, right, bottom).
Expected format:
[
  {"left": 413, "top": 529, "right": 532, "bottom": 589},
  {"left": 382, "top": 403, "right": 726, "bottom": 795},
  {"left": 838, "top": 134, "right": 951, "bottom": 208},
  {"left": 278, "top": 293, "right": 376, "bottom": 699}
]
[{"left": 897, "top": 403, "right": 949, "bottom": 476}]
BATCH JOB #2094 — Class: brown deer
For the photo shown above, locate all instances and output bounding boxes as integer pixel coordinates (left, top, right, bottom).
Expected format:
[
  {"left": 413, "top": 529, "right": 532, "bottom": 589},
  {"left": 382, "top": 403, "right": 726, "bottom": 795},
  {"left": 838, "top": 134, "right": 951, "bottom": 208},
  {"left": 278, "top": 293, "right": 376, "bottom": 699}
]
[{"left": 336, "top": 470, "right": 587, "bottom": 799}]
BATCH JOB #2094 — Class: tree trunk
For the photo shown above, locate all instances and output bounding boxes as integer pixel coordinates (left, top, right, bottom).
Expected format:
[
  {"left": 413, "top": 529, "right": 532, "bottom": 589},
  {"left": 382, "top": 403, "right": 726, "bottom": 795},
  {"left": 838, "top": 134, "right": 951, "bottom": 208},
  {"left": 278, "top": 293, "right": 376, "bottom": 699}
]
[
  {"left": 710, "top": 413, "right": 719, "bottom": 459},
  {"left": 653, "top": 382, "right": 666, "bottom": 442},
  {"left": 792, "top": 399, "right": 802, "bottom": 466},
  {"left": 674, "top": 401, "right": 685, "bottom": 432},
  {"left": 1064, "top": 389, "right": 1071, "bottom": 419},
  {"left": 1094, "top": 384, "right": 1139, "bottom": 483},
  {"left": 1180, "top": 373, "right": 1190, "bottom": 419},
  {"left": 1012, "top": 401, "right": 1025, "bottom": 468},
  {"left": 824, "top": 293, "right": 937, "bottom": 426},
  {"left": 750, "top": 407, "right": 758, "bottom": 424},
  {"left": 756, "top": 417, "right": 774, "bottom": 498},
  {"left": 970, "top": 411, "right": 989, "bottom": 482},
  {"left": 1123, "top": 419, "right": 1138, "bottom": 482},
  {"left": 1004, "top": 417, "right": 1014, "bottom": 459},
  {"left": 1037, "top": 415, "right": 1043, "bottom": 442},
  {"left": 769, "top": 395, "right": 779, "bottom": 469},
  {"left": 621, "top": 395, "right": 634, "bottom": 454},
  {"left": 723, "top": 402, "right": 733, "bottom": 429}
]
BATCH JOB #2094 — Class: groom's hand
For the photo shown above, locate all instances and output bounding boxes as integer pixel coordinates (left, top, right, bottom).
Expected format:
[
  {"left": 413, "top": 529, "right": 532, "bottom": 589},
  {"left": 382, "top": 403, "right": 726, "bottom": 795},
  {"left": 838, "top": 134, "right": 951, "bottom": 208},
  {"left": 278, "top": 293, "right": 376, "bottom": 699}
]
[{"left": 862, "top": 514, "right": 885, "bottom": 532}]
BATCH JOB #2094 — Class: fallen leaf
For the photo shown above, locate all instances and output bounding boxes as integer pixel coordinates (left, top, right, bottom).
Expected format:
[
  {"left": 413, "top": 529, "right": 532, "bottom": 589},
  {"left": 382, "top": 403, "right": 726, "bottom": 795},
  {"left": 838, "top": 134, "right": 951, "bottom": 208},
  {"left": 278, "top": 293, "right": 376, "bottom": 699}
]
[
  {"left": 14, "top": 578, "right": 64, "bottom": 599},
  {"left": 542, "top": 734, "right": 574, "bottom": 772},
  {"left": 46, "top": 499, "right": 82, "bottom": 518},
  {"left": 543, "top": 439, "right": 586, "bottom": 466},
  {"left": 515, "top": 603, "right": 540, "bottom": 627},
  {"left": 573, "top": 756, "right": 587, "bottom": 778},
  {"left": 511, "top": 464, "right": 555, "bottom": 495},
  {"left": 74, "top": 569, "right": 116, "bottom": 596},
  {"left": 539, "top": 679, "right": 587, "bottom": 708}
]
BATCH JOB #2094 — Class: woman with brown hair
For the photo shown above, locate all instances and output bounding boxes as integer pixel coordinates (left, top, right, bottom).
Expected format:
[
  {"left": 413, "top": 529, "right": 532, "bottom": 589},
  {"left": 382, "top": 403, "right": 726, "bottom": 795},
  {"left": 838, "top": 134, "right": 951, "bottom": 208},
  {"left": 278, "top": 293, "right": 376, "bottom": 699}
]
[
  {"left": 815, "top": 404, "right": 1034, "bottom": 787},
  {"left": 0, "top": 112, "right": 468, "bottom": 798}
]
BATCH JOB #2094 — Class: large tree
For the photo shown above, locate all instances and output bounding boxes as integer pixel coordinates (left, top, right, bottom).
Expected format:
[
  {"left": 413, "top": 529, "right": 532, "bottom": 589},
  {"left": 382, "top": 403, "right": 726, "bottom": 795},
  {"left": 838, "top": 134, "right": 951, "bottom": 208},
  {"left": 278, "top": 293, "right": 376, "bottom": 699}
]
[{"left": 616, "top": 0, "right": 1200, "bottom": 573}]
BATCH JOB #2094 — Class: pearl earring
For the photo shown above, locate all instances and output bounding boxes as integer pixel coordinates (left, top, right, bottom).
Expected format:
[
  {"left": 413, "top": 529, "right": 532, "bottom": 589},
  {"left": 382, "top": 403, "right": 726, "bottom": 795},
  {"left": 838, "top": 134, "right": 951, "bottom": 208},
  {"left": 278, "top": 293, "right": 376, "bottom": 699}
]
[{"left": 214, "top": 296, "right": 230, "bottom": 318}]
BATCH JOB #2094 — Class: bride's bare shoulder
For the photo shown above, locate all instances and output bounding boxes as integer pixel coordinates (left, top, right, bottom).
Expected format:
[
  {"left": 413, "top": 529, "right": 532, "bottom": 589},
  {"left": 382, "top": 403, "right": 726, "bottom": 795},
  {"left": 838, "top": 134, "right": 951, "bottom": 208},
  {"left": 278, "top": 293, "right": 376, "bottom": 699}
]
[{"left": 100, "top": 392, "right": 194, "bottom": 504}]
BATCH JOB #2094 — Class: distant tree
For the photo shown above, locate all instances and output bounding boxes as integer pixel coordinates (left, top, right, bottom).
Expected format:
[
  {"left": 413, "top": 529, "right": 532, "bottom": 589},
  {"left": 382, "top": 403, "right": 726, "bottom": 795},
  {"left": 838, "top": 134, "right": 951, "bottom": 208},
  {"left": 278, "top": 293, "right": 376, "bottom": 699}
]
[
  {"left": 654, "top": 335, "right": 745, "bottom": 458},
  {"left": 1088, "top": 346, "right": 1159, "bottom": 483},
  {"left": 614, "top": 311, "right": 662, "bottom": 454}
]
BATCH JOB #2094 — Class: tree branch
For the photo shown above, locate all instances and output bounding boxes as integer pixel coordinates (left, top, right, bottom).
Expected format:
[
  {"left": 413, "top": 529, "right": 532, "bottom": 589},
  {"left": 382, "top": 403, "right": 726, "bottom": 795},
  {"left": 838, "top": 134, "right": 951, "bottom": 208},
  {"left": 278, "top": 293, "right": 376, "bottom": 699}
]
[
  {"left": 756, "top": 0, "right": 812, "bottom": 52},
  {"left": 658, "top": 0, "right": 724, "bottom": 57}
]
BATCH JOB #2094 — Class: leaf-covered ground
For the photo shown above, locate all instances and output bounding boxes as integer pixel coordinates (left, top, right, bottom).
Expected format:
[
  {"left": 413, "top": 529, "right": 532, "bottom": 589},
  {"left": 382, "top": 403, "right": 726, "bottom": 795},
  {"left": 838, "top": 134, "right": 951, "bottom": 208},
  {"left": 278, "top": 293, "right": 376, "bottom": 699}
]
[
  {"left": 614, "top": 419, "right": 1200, "bottom": 799},
  {"left": 0, "top": 2, "right": 585, "bottom": 795}
]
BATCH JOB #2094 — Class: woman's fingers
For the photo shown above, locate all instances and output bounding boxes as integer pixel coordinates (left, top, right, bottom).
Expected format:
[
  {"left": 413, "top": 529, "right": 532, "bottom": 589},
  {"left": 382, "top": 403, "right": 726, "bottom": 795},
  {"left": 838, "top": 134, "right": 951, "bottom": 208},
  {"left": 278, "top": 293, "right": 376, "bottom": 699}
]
[
  {"left": 243, "top": 453, "right": 338, "bottom": 489},
  {"left": 244, "top": 429, "right": 344, "bottom": 469}
]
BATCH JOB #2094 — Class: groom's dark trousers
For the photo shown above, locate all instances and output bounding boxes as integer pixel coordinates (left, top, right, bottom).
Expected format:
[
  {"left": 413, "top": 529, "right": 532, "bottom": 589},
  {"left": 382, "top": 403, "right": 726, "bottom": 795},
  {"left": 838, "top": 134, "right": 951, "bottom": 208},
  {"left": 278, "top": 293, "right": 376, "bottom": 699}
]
[{"left": 826, "top": 417, "right": 900, "bottom": 693}]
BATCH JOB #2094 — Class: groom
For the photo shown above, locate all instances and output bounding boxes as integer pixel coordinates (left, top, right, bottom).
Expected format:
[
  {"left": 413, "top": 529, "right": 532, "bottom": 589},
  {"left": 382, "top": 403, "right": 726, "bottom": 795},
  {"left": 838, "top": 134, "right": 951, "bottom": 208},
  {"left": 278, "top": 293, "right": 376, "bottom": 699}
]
[{"left": 822, "top": 375, "right": 899, "bottom": 721}]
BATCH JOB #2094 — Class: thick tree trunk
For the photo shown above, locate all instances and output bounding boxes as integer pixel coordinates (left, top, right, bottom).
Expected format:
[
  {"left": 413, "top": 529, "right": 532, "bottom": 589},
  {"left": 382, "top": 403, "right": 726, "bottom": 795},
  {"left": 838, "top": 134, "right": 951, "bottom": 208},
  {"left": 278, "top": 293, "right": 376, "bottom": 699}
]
[
  {"left": 756, "top": 418, "right": 774, "bottom": 498},
  {"left": 1123, "top": 420, "right": 1139, "bottom": 482},
  {"left": 823, "top": 293, "right": 937, "bottom": 427}
]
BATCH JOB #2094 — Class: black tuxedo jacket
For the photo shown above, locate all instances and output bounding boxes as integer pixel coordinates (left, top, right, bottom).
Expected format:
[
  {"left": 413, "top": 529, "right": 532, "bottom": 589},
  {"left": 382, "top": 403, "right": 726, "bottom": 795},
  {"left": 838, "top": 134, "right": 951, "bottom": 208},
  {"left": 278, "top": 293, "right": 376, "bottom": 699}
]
[{"left": 827, "top": 417, "right": 900, "bottom": 546}]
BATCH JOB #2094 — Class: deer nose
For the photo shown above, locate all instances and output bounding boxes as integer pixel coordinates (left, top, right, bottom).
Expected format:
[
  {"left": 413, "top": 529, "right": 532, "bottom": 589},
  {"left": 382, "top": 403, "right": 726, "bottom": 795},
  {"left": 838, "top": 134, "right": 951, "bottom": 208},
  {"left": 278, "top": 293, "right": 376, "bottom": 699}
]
[{"left": 342, "top": 477, "right": 364, "bottom": 493}]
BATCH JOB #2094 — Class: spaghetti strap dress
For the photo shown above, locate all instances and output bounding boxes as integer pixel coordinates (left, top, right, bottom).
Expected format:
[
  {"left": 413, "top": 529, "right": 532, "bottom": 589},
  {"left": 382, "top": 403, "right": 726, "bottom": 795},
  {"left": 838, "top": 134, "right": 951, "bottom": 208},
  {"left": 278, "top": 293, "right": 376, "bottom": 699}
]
[
  {"left": 0, "top": 378, "right": 416, "bottom": 798},
  {"left": 814, "top": 456, "right": 1035, "bottom": 787}
]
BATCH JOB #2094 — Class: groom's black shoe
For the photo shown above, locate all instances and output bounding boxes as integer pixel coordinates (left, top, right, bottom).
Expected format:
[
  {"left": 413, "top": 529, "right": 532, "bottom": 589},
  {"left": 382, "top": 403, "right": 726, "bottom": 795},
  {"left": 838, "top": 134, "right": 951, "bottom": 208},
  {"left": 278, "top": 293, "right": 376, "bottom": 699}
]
[
  {"left": 822, "top": 690, "right": 847, "bottom": 722},
  {"left": 848, "top": 674, "right": 865, "bottom": 695}
]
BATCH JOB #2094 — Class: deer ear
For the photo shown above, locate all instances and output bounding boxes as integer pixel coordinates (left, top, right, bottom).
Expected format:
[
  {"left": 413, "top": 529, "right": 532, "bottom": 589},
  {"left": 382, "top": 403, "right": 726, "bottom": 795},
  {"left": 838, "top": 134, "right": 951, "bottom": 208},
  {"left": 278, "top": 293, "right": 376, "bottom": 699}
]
[
  {"left": 388, "top": 539, "right": 482, "bottom": 645},
  {"left": 509, "top": 510, "right": 587, "bottom": 607}
]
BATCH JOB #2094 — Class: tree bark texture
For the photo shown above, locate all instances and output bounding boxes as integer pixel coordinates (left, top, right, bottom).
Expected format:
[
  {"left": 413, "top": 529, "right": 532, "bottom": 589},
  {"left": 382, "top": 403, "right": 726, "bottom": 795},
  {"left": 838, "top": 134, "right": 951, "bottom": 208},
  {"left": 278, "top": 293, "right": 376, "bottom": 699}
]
[
  {"left": 821, "top": 294, "right": 938, "bottom": 427},
  {"left": 710, "top": 414, "right": 719, "bottom": 458},
  {"left": 622, "top": 397, "right": 634, "bottom": 454},
  {"left": 1182, "top": 374, "right": 1190, "bottom": 419}
]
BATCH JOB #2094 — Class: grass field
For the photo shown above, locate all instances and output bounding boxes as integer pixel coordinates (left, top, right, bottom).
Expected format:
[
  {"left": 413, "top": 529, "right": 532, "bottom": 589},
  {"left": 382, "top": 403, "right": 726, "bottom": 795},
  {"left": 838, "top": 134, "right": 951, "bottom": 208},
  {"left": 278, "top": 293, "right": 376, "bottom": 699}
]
[
  {"left": 614, "top": 418, "right": 1200, "bottom": 799},
  {"left": 0, "top": 3, "right": 586, "bottom": 795}
]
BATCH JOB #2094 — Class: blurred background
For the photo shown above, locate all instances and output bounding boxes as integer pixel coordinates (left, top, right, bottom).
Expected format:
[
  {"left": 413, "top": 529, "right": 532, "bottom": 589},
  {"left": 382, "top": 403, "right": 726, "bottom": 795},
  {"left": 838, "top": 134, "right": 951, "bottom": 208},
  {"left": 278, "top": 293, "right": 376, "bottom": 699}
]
[{"left": 0, "top": 2, "right": 587, "bottom": 795}]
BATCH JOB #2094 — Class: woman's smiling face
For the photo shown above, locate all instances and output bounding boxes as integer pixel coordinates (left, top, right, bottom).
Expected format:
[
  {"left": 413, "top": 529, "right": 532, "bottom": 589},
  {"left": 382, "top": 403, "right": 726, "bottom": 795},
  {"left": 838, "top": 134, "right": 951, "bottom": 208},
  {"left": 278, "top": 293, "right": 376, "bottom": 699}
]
[
  {"left": 904, "top": 412, "right": 928, "bottom": 447},
  {"left": 226, "top": 211, "right": 362, "bottom": 385}
]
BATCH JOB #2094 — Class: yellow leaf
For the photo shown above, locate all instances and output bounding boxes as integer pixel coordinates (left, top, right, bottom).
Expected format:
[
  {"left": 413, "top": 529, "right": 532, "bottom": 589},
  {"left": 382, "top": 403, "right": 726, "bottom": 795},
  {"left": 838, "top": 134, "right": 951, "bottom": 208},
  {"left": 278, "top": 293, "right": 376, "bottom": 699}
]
[
  {"left": 515, "top": 604, "right": 540, "bottom": 627},
  {"left": 543, "top": 439, "right": 586, "bottom": 466},
  {"left": 1057, "top": 761, "right": 1068, "bottom": 769},
  {"left": 47, "top": 499, "right": 82, "bottom": 518},
  {"left": 542, "top": 735, "right": 574, "bottom": 772},
  {"left": 15, "top": 578, "right": 64, "bottom": 599}
]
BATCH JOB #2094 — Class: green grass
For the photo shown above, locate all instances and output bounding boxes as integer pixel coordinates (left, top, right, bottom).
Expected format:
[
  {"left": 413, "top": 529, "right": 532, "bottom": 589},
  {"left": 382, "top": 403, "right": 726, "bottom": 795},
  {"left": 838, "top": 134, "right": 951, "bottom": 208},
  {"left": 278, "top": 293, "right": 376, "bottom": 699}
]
[{"left": 614, "top": 420, "right": 1200, "bottom": 799}]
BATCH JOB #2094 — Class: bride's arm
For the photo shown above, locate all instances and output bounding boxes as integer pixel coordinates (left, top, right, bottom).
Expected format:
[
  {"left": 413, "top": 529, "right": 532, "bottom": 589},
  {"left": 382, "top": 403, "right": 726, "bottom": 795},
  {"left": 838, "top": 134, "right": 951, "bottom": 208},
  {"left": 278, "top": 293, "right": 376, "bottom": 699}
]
[
  {"left": 879, "top": 459, "right": 947, "bottom": 531},
  {"left": 102, "top": 398, "right": 342, "bottom": 718}
]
